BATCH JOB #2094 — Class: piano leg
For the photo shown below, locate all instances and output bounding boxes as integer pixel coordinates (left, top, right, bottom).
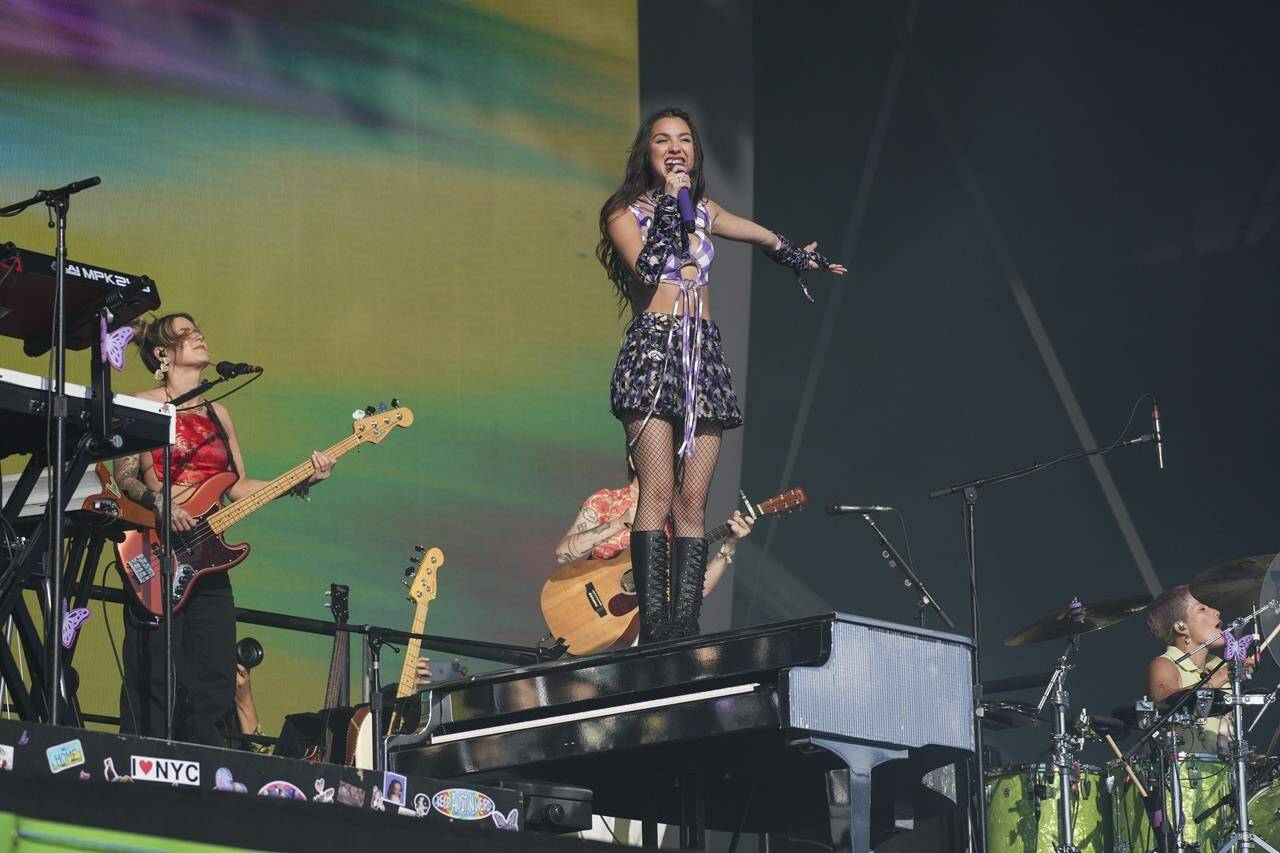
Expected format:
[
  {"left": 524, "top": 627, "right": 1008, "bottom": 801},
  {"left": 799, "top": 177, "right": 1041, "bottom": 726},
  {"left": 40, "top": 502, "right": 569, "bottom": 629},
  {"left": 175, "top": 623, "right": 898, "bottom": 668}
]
[
  {"left": 641, "top": 818, "right": 659, "bottom": 848},
  {"left": 677, "top": 767, "right": 706, "bottom": 850},
  {"left": 811, "top": 738, "right": 907, "bottom": 853}
]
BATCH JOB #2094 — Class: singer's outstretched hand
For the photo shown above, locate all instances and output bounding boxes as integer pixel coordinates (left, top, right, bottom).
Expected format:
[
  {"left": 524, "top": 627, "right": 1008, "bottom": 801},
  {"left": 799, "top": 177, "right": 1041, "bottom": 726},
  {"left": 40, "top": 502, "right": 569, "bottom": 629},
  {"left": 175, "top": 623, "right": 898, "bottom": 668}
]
[{"left": 805, "top": 241, "right": 848, "bottom": 275}]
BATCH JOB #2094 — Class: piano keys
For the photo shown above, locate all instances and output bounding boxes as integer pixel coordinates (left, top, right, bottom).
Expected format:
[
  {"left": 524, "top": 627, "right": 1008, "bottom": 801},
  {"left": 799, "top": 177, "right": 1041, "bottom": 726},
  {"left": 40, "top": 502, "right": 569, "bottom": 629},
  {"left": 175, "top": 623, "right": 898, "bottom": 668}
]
[{"left": 0, "top": 366, "right": 173, "bottom": 463}]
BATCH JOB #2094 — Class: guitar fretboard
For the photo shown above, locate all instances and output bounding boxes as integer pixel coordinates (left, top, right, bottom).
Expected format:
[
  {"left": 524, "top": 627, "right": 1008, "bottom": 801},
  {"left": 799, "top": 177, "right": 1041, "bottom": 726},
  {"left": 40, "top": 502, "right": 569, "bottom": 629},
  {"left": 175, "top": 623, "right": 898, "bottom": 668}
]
[
  {"left": 207, "top": 434, "right": 361, "bottom": 534},
  {"left": 396, "top": 601, "right": 428, "bottom": 699}
]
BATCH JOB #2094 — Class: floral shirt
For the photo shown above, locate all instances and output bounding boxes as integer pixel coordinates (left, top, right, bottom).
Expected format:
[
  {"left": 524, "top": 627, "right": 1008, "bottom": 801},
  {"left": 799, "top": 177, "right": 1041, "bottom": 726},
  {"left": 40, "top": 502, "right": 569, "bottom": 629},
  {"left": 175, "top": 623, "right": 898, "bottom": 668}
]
[{"left": 581, "top": 486, "right": 636, "bottom": 560}]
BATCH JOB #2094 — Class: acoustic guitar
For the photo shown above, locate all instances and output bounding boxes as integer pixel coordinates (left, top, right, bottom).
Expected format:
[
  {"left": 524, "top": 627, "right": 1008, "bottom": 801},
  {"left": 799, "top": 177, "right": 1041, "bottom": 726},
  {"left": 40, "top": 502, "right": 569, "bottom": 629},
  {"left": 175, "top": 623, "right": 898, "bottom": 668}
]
[
  {"left": 115, "top": 405, "right": 413, "bottom": 616},
  {"left": 540, "top": 487, "right": 807, "bottom": 655}
]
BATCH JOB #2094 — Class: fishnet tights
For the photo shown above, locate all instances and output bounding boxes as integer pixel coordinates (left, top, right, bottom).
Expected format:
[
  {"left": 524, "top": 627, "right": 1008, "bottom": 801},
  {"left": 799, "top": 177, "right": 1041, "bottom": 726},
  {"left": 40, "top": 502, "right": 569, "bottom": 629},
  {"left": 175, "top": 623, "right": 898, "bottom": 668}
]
[{"left": 623, "top": 416, "right": 722, "bottom": 538}]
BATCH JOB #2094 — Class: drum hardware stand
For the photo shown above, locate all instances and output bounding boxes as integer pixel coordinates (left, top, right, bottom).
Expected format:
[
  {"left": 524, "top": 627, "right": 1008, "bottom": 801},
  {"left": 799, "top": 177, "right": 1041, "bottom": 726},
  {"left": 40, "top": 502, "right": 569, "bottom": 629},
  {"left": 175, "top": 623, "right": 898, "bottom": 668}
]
[
  {"left": 1247, "top": 681, "right": 1280, "bottom": 734},
  {"left": 1035, "top": 634, "right": 1084, "bottom": 852},
  {"left": 851, "top": 512, "right": 954, "bottom": 630},
  {"left": 1216, "top": 655, "right": 1278, "bottom": 852}
]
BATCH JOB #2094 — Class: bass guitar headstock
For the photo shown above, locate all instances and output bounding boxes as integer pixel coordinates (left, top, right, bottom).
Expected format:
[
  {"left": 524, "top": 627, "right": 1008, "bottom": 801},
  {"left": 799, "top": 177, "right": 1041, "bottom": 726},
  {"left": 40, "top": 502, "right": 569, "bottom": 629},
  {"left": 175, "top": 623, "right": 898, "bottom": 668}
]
[
  {"left": 402, "top": 544, "right": 444, "bottom": 605},
  {"left": 352, "top": 399, "right": 414, "bottom": 445}
]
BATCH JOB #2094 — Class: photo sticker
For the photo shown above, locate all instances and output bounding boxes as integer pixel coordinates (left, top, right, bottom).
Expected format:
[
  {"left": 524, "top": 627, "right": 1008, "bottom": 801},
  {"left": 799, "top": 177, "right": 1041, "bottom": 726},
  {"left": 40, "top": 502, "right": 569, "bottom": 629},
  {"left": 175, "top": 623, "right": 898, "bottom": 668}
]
[
  {"left": 382, "top": 771, "right": 407, "bottom": 807},
  {"left": 46, "top": 739, "right": 85, "bottom": 774},
  {"left": 336, "top": 779, "right": 366, "bottom": 808},
  {"left": 0, "top": 744, "right": 13, "bottom": 770}
]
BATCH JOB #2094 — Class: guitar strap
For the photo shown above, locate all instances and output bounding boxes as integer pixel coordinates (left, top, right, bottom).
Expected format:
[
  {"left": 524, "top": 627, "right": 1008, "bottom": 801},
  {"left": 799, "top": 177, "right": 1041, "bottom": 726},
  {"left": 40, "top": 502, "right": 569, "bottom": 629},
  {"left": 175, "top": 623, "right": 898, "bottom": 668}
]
[{"left": 199, "top": 402, "right": 239, "bottom": 478}]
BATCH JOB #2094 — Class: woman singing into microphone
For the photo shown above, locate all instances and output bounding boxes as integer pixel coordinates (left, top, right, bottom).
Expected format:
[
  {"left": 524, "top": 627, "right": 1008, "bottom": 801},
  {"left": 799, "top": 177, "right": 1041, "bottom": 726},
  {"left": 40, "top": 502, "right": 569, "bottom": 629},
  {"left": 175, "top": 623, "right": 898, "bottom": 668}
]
[
  {"left": 597, "top": 107, "right": 845, "bottom": 643},
  {"left": 112, "top": 313, "right": 337, "bottom": 745}
]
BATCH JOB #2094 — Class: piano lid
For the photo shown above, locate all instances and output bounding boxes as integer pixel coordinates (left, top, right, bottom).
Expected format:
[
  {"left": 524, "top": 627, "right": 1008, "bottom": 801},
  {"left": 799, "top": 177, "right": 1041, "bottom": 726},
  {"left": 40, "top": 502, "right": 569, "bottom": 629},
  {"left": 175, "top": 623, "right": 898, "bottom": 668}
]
[
  {"left": 426, "top": 613, "right": 837, "bottom": 730},
  {"left": 422, "top": 612, "right": 972, "bottom": 734}
]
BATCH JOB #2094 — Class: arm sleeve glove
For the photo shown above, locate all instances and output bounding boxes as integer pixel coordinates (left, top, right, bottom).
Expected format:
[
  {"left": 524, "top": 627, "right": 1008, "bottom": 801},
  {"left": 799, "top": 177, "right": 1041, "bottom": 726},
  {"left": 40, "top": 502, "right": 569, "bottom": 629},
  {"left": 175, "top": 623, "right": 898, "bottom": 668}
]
[
  {"left": 762, "top": 233, "right": 831, "bottom": 303},
  {"left": 634, "top": 194, "right": 685, "bottom": 286}
]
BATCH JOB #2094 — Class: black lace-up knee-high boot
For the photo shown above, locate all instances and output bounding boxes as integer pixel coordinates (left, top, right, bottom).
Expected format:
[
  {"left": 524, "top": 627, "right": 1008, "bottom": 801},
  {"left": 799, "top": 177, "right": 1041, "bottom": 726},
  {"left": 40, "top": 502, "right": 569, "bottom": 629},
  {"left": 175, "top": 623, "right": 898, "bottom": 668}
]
[
  {"left": 670, "top": 536, "right": 709, "bottom": 638},
  {"left": 630, "top": 529, "right": 672, "bottom": 644}
]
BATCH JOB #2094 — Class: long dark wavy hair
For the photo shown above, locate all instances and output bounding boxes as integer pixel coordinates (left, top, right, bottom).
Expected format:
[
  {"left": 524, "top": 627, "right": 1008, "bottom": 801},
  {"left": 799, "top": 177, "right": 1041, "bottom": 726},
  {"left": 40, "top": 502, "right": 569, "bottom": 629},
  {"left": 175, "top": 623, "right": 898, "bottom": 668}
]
[{"left": 596, "top": 107, "right": 706, "bottom": 313}]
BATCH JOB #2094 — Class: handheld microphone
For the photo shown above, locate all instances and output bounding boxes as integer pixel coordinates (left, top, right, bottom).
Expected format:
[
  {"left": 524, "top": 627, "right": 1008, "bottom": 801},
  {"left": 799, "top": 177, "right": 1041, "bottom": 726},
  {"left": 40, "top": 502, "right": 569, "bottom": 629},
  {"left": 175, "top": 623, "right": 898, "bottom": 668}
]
[
  {"left": 677, "top": 187, "right": 696, "bottom": 234},
  {"left": 1151, "top": 401, "right": 1164, "bottom": 471},
  {"left": 216, "top": 360, "right": 264, "bottom": 379},
  {"left": 826, "top": 504, "right": 894, "bottom": 515}
]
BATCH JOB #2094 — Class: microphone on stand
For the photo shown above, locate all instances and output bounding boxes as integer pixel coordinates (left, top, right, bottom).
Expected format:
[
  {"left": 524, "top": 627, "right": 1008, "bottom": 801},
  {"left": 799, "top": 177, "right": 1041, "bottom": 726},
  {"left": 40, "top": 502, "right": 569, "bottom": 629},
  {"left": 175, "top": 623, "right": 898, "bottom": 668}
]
[
  {"left": 1151, "top": 401, "right": 1164, "bottom": 471},
  {"left": 826, "top": 504, "right": 894, "bottom": 515},
  {"left": 216, "top": 360, "right": 264, "bottom": 379}
]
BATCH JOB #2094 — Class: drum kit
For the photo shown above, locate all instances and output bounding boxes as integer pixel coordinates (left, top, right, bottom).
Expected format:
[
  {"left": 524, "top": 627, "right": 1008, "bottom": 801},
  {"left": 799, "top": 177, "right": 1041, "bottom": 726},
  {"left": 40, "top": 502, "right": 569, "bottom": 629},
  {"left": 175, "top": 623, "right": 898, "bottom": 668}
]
[{"left": 983, "top": 554, "right": 1280, "bottom": 853}]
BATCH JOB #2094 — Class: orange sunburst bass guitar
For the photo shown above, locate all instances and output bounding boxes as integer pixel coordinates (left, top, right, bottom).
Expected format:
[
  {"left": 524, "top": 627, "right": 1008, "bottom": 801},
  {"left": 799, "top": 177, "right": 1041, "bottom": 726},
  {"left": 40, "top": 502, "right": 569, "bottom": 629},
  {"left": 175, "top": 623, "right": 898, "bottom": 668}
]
[
  {"left": 540, "top": 487, "right": 807, "bottom": 655},
  {"left": 116, "top": 406, "right": 414, "bottom": 617}
]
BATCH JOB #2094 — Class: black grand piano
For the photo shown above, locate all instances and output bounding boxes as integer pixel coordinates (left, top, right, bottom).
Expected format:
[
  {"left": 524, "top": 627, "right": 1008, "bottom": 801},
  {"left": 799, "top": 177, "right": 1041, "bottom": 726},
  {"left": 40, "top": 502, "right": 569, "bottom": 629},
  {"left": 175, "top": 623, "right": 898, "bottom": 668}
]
[{"left": 391, "top": 612, "right": 975, "bottom": 852}]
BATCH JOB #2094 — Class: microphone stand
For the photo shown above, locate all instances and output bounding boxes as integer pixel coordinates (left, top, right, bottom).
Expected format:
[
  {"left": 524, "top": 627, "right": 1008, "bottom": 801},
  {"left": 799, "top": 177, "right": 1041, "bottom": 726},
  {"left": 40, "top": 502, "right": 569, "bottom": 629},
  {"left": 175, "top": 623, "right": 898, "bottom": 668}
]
[
  {"left": 168, "top": 374, "right": 231, "bottom": 408},
  {"left": 855, "top": 512, "right": 954, "bottom": 629},
  {"left": 928, "top": 431, "right": 1156, "bottom": 852},
  {"left": 0, "top": 177, "right": 100, "bottom": 725}
]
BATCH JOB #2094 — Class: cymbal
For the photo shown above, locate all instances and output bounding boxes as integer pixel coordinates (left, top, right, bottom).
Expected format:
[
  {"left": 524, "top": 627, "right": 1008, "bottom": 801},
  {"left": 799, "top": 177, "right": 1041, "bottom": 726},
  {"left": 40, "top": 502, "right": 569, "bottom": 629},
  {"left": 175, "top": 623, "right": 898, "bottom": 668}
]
[
  {"left": 1005, "top": 595, "right": 1152, "bottom": 646},
  {"left": 1189, "top": 554, "right": 1277, "bottom": 616},
  {"left": 980, "top": 700, "right": 1043, "bottom": 730}
]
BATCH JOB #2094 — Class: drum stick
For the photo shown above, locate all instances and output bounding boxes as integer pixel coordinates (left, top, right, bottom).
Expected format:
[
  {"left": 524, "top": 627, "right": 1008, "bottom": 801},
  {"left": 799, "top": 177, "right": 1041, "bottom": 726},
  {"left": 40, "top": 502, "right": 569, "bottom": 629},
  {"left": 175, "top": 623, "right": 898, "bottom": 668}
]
[
  {"left": 1256, "top": 620, "right": 1280, "bottom": 655},
  {"left": 1105, "top": 734, "right": 1148, "bottom": 798}
]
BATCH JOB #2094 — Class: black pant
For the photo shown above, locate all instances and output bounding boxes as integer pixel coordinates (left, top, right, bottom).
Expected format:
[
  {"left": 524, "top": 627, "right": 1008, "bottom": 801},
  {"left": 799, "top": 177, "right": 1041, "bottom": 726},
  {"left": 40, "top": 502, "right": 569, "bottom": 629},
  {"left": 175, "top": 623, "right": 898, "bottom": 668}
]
[{"left": 119, "top": 574, "right": 236, "bottom": 747}]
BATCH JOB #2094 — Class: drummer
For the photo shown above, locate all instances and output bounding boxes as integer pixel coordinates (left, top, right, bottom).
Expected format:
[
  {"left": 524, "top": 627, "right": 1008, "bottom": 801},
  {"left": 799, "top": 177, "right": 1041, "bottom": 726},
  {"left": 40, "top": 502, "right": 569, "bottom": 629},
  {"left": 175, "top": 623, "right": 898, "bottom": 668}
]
[{"left": 1145, "top": 584, "right": 1236, "bottom": 753}]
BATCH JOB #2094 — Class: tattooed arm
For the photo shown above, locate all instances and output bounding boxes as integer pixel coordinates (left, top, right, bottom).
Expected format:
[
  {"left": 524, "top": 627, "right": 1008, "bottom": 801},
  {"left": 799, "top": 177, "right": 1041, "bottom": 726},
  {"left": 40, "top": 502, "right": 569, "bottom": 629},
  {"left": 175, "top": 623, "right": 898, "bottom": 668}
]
[
  {"left": 114, "top": 453, "right": 157, "bottom": 509},
  {"left": 554, "top": 504, "right": 628, "bottom": 565}
]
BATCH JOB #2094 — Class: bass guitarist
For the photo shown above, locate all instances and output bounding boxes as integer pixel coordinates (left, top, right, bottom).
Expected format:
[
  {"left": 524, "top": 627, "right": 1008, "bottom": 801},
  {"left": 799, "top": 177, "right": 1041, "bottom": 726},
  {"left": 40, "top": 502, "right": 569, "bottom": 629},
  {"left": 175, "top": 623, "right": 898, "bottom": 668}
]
[
  {"left": 113, "top": 313, "right": 337, "bottom": 746},
  {"left": 554, "top": 468, "right": 754, "bottom": 628}
]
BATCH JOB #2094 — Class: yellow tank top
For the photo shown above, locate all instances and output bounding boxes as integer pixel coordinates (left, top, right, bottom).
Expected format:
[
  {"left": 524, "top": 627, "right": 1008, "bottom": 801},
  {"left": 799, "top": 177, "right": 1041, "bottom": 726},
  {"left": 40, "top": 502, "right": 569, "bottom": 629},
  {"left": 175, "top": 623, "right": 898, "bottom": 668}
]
[{"left": 1159, "top": 645, "right": 1231, "bottom": 754}]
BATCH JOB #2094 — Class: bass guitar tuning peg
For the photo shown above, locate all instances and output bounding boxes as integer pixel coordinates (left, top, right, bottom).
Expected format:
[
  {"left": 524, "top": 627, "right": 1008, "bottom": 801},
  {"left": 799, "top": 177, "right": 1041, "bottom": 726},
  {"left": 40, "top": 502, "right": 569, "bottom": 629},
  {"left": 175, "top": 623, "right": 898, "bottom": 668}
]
[
  {"left": 364, "top": 405, "right": 377, "bottom": 417},
  {"left": 390, "top": 397, "right": 400, "bottom": 409},
  {"left": 414, "top": 544, "right": 426, "bottom": 553},
  {"left": 351, "top": 409, "right": 365, "bottom": 420},
  {"left": 378, "top": 402, "right": 387, "bottom": 413}
]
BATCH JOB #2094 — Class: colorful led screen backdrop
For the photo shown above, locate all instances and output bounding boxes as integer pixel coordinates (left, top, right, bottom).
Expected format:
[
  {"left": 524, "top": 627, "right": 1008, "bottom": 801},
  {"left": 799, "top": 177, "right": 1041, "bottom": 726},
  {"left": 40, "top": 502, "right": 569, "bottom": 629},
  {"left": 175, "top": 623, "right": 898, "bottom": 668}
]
[{"left": 0, "top": 0, "right": 638, "bottom": 733}]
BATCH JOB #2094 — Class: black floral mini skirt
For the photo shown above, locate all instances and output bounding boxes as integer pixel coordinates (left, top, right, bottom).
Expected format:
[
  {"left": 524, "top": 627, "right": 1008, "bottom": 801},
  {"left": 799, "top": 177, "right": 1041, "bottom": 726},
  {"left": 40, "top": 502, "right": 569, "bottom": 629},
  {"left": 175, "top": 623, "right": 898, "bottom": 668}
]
[{"left": 610, "top": 311, "right": 744, "bottom": 430}]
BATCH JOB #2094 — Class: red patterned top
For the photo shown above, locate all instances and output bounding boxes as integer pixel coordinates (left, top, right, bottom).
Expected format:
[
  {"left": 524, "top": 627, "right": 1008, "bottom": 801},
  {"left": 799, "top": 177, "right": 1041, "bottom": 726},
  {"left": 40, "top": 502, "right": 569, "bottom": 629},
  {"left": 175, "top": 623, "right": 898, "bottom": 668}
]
[
  {"left": 152, "top": 406, "right": 231, "bottom": 486},
  {"left": 582, "top": 485, "right": 636, "bottom": 560}
]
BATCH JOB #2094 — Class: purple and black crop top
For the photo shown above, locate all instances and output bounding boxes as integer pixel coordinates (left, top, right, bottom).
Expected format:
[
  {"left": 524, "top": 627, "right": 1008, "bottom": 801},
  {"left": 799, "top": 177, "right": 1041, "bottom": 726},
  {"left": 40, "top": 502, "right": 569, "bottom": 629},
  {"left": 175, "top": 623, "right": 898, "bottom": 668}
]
[{"left": 628, "top": 194, "right": 715, "bottom": 287}]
